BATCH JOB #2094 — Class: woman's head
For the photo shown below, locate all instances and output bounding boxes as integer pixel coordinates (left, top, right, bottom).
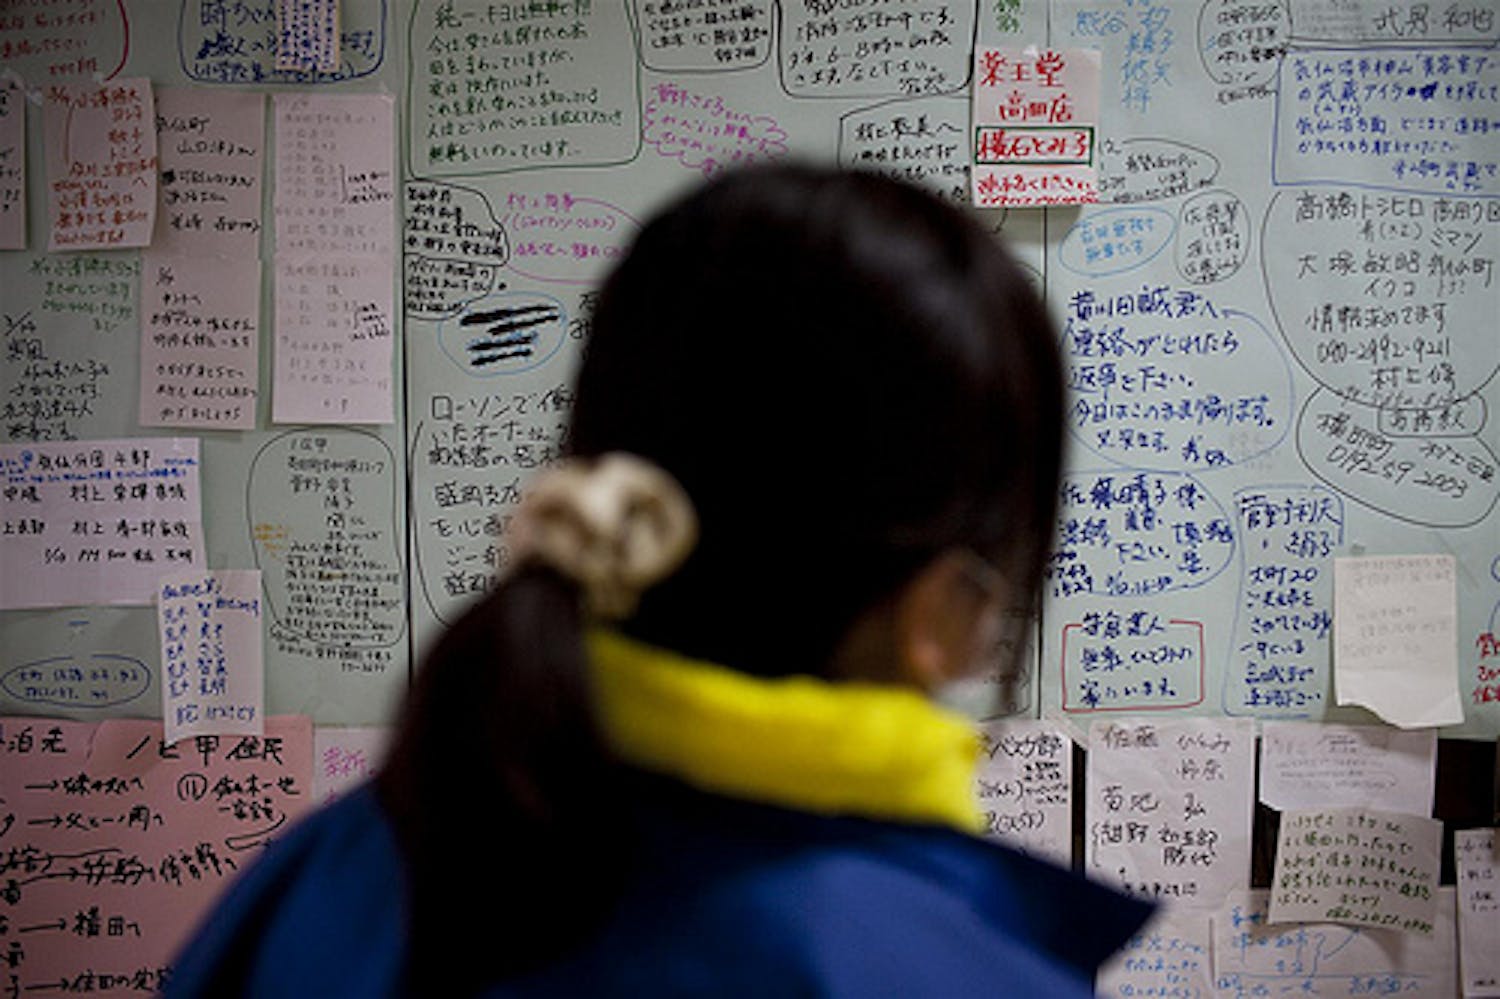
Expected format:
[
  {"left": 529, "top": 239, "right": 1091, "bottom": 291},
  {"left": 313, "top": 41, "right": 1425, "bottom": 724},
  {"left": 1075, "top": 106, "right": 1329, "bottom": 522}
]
[
  {"left": 568, "top": 164, "right": 1065, "bottom": 681},
  {"left": 383, "top": 166, "right": 1066, "bottom": 985}
]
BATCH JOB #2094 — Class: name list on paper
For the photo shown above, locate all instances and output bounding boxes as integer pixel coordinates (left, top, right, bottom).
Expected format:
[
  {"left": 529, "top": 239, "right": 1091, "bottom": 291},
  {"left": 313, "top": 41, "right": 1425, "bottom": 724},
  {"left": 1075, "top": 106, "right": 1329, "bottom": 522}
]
[
  {"left": 1334, "top": 554, "right": 1463, "bottom": 729},
  {"left": 154, "top": 87, "right": 265, "bottom": 258},
  {"left": 974, "top": 719, "right": 1073, "bottom": 865},
  {"left": 0, "top": 717, "right": 312, "bottom": 993},
  {"left": 1271, "top": 807, "right": 1442, "bottom": 935},
  {"left": 159, "top": 569, "right": 265, "bottom": 746},
  {"left": 0, "top": 438, "right": 204, "bottom": 609},
  {"left": 1456, "top": 828, "right": 1500, "bottom": 997},
  {"left": 44, "top": 78, "right": 158, "bottom": 251},
  {"left": 970, "top": 47, "right": 1100, "bottom": 208},
  {"left": 1085, "top": 717, "right": 1255, "bottom": 908}
]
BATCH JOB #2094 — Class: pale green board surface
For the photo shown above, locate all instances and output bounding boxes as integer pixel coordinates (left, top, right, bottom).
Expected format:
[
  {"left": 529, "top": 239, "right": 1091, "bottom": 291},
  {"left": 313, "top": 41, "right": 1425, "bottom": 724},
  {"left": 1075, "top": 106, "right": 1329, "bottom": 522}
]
[{"left": 1, "top": 0, "right": 1495, "bottom": 740}]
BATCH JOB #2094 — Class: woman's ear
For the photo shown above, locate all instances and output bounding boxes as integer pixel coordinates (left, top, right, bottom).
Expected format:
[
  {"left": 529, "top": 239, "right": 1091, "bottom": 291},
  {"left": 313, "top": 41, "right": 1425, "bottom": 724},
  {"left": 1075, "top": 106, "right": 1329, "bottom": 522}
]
[{"left": 892, "top": 552, "right": 996, "bottom": 693}]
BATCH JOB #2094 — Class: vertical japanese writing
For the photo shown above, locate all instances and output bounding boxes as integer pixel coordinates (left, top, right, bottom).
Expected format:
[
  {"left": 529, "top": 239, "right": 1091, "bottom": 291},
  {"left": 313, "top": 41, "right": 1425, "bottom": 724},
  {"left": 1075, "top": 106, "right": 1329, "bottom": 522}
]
[
  {"left": 642, "top": 82, "right": 789, "bottom": 178},
  {"left": 275, "top": 0, "right": 340, "bottom": 73},
  {"left": 838, "top": 96, "right": 970, "bottom": 204},
  {"left": 1226, "top": 486, "right": 1342, "bottom": 715},
  {"left": 43, "top": 79, "right": 158, "bottom": 250},
  {"left": 138, "top": 255, "right": 259, "bottom": 430},
  {"left": 246, "top": 430, "right": 403, "bottom": 675},
  {"left": 272, "top": 256, "right": 394, "bottom": 424},
  {"left": 1455, "top": 828, "right": 1500, "bottom": 994},
  {"left": 974, "top": 721, "right": 1072, "bottom": 864},
  {"left": 1072, "top": 1, "right": 1177, "bottom": 113},
  {"left": 782, "top": 2, "right": 971, "bottom": 98},
  {"left": 179, "top": 0, "right": 383, "bottom": 84},
  {"left": 1270, "top": 808, "right": 1442, "bottom": 934},
  {"left": 1474, "top": 629, "right": 1500, "bottom": 706},
  {"left": 1086, "top": 718, "right": 1254, "bottom": 906}
]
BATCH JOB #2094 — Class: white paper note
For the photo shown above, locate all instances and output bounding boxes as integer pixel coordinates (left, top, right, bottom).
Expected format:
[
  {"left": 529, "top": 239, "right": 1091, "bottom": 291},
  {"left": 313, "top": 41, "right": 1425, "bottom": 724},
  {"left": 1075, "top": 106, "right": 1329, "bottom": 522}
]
[
  {"left": 158, "top": 569, "right": 264, "bottom": 745},
  {"left": 273, "top": 255, "right": 395, "bottom": 424},
  {"left": 970, "top": 47, "right": 1100, "bottom": 207},
  {"left": 0, "top": 438, "right": 204, "bottom": 609},
  {"left": 154, "top": 87, "right": 265, "bottom": 258},
  {"left": 276, "top": 0, "right": 340, "bottom": 72},
  {"left": 974, "top": 720, "right": 1073, "bottom": 865},
  {"left": 1095, "top": 905, "right": 1213, "bottom": 999},
  {"left": 1217, "top": 888, "right": 1458, "bottom": 997},
  {"left": 139, "top": 250, "right": 260, "bottom": 430},
  {"left": 0, "top": 81, "right": 24, "bottom": 250},
  {"left": 44, "top": 78, "right": 158, "bottom": 250},
  {"left": 1259, "top": 721, "right": 1438, "bottom": 816},
  {"left": 273, "top": 92, "right": 395, "bottom": 258},
  {"left": 1085, "top": 717, "right": 1255, "bottom": 908},
  {"left": 1456, "top": 828, "right": 1500, "bottom": 997},
  {"left": 1335, "top": 555, "right": 1463, "bottom": 728},
  {"left": 1271, "top": 807, "right": 1442, "bottom": 934},
  {"left": 313, "top": 725, "right": 391, "bottom": 804}
]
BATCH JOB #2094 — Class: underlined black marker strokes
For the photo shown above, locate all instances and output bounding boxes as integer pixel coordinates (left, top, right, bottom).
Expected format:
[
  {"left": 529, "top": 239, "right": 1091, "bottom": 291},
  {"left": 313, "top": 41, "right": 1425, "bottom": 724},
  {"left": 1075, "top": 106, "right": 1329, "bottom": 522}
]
[{"left": 461, "top": 304, "right": 560, "bottom": 367}]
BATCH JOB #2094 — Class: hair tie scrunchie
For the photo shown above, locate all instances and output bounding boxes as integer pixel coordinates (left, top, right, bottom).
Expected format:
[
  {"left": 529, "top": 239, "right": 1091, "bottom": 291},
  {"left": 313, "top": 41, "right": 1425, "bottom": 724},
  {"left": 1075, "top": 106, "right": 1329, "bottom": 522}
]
[{"left": 506, "top": 453, "right": 699, "bottom": 620}]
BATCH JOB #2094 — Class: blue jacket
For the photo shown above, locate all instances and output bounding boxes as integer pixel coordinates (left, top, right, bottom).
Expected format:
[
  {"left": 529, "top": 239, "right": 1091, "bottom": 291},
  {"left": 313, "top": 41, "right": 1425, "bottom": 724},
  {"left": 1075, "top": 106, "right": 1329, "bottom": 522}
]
[{"left": 167, "top": 774, "right": 1150, "bottom": 996}]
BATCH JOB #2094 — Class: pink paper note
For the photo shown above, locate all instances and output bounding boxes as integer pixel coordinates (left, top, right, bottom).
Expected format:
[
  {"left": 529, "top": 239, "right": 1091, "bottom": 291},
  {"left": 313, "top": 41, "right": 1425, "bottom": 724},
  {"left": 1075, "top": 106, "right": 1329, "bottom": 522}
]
[
  {"left": 138, "top": 251, "right": 261, "bottom": 430},
  {"left": 44, "top": 78, "right": 158, "bottom": 251},
  {"left": 0, "top": 715, "right": 313, "bottom": 994}
]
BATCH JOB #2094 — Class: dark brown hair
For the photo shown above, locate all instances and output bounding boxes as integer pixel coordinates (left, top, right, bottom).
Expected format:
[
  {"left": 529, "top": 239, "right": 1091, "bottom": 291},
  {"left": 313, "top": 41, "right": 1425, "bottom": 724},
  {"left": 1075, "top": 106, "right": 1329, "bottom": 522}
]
[{"left": 379, "top": 164, "right": 1066, "bottom": 990}]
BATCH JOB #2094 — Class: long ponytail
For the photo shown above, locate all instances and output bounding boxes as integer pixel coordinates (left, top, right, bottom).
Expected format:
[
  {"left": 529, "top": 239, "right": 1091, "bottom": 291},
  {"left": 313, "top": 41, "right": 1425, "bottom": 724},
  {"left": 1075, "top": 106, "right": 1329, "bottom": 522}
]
[{"left": 376, "top": 566, "right": 626, "bottom": 991}]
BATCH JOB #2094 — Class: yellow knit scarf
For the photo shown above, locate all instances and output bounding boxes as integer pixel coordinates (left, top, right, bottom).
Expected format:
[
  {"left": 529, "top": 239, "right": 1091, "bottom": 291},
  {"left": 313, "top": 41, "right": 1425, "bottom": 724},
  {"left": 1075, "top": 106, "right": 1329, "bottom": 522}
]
[{"left": 588, "top": 630, "right": 982, "bottom": 834}]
